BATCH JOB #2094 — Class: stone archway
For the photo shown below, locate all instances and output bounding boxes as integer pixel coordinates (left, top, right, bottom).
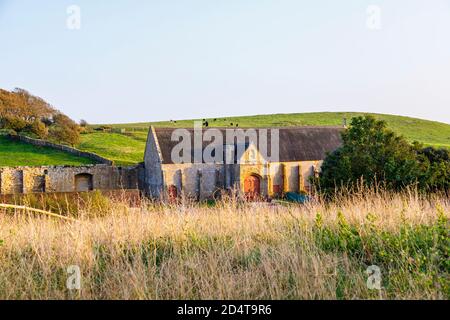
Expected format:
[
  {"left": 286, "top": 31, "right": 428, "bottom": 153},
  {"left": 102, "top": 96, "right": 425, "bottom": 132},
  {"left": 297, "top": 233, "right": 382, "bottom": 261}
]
[{"left": 244, "top": 174, "right": 261, "bottom": 201}]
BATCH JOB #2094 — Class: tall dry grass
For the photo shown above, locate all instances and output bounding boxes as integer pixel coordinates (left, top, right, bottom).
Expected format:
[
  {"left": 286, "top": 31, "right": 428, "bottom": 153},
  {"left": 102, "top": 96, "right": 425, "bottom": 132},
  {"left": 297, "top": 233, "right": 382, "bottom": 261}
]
[{"left": 0, "top": 188, "right": 448, "bottom": 300}]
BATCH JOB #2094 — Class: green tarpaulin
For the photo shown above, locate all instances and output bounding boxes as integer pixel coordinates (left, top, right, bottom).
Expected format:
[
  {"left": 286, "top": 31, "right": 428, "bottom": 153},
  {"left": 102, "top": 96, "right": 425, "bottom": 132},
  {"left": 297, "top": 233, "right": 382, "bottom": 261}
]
[{"left": 285, "top": 192, "right": 310, "bottom": 204}]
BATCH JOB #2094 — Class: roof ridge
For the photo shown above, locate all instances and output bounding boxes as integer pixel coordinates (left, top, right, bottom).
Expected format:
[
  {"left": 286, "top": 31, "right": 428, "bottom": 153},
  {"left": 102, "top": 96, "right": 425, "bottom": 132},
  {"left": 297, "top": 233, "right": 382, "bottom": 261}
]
[{"left": 153, "top": 126, "right": 344, "bottom": 130}]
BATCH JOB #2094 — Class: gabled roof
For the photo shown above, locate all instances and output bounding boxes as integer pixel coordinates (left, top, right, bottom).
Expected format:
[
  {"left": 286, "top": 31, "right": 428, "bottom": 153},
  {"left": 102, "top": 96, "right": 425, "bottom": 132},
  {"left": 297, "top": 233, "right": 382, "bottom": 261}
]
[{"left": 151, "top": 126, "right": 343, "bottom": 164}]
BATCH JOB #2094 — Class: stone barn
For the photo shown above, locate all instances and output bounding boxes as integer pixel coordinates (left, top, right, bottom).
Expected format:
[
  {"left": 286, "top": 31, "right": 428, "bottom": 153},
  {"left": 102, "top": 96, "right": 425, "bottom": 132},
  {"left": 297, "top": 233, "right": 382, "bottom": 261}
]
[{"left": 144, "top": 126, "right": 343, "bottom": 200}]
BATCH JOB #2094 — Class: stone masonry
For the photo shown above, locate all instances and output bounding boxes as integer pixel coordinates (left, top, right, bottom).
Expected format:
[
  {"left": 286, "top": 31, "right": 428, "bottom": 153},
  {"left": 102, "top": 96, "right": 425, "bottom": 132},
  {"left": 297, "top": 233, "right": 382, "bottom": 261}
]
[{"left": 0, "top": 164, "right": 143, "bottom": 195}]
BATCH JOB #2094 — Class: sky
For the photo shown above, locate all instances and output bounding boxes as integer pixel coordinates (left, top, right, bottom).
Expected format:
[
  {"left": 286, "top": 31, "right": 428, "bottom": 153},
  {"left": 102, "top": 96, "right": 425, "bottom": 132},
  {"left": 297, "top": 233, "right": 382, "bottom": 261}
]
[{"left": 0, "top": 0, "right": 449, "bottom": 124}]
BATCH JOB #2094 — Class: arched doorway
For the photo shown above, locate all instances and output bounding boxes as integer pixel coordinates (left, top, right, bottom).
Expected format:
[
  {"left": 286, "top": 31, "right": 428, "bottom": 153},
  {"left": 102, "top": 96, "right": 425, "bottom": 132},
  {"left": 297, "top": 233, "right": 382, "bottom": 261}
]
[
  {"left": 244, "top": 174, "right": 261, "bottom": 201},
  {"left": 75, "top": 173, "right": 93, "bottom": 192},
  {"left": 168, "top": 185, "right": 178, "bottom": 202}
]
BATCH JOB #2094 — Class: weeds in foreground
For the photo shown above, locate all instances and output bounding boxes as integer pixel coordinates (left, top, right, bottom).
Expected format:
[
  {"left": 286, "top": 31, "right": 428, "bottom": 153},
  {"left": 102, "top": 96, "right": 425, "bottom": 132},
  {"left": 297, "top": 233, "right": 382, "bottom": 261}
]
[{"left": 0, "top": 189, "right": 448, "bottom": 299}]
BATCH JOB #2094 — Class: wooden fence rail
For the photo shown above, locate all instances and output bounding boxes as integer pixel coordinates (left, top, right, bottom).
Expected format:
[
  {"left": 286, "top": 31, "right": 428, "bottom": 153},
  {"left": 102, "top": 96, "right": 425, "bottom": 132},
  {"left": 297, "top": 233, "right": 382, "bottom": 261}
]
[{"left": 0, "top": 204, "right": 78, "bottom": 222}]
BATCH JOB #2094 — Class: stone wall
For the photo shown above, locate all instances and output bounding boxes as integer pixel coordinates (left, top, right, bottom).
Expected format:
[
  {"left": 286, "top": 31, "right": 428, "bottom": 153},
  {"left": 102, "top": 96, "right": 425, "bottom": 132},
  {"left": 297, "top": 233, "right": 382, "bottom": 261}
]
[
  {"left": 7, "top": 134, "right": 113, "bottom": 165},
  {"left": 143, "top": 127, "right": 164, "bottom": 198},
  {"left": 238, "top": 160, "right": 321, "bottom": 197},
  {"left": 162, "top": 163, "right": 225, "bottom": 200},
  {"left": 0, "top": 164, "right": 141, "bottom": 195},
  {"left": 159, "top": 161, "right": 321, "bottom": 200}
]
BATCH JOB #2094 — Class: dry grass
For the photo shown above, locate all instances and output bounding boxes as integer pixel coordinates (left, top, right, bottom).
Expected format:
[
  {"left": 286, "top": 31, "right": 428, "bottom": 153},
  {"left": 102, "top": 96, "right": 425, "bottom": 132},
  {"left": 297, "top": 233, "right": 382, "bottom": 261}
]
[{"left": 0, "top": 189, "right": 448, "bottom": 300}]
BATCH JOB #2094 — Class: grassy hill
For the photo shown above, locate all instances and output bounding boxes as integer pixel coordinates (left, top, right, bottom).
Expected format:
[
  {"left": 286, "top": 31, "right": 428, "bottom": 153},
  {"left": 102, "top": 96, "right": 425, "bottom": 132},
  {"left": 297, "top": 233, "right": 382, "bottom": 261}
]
[
  {"left": 79, "top": 112, "right": 450, "bottom": 166},
  {"left": 0, "top": 136, "right": 96, "bottom": 167},
  {"left": 77, "top": 132, "right": 146, "bottom": 166},
  {"left": 2, "top": 112, "right": 448, "bottom": 167}
]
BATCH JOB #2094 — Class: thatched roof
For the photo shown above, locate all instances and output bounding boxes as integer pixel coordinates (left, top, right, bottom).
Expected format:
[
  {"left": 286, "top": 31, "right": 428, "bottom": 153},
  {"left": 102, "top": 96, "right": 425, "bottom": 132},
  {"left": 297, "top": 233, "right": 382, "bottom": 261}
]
[{"left": 152, "top": 126, "right": 343, "bottom": 164}]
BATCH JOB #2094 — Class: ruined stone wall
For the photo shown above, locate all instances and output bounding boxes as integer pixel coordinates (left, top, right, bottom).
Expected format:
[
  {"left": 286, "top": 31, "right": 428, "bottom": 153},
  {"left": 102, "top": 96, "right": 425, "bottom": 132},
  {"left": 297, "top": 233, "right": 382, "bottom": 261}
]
[
  {"left": 0, "top": 164, "right": 140, "bottom": 195},
  {"left": 0, "top": 169, "right": 24, "bottom": 194}
]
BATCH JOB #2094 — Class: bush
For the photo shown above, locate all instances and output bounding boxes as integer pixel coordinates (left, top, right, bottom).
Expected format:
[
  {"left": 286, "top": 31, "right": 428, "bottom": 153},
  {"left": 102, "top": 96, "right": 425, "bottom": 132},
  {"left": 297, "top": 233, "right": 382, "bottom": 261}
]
[
  {"left": 48, "top": 113, "right": 81, "bottom": 146},
  {"left": 315, "top": 116, "right": 450, "bottom": 194},
  {"left": 0, "top": 88, "right": 81, "bottom": 145},
  {"left": 79, "top": 119, "right": 88, "bottom": 127},
  {"left": 0, "top": 115, "right": 28, "bottom": 132},
  {"left": 24, "top": 120, "right": 49, "bottom": 139},
  {"left": 417, "top": 147, "right": 450, "bottom": 191}
]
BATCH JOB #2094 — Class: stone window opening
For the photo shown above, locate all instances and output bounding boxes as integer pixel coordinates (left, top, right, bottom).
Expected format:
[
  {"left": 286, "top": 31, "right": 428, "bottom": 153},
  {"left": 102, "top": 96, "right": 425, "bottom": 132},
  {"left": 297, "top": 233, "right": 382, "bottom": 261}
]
[{"left": 75, "top": 173, "right": 94, "bottom": 192}]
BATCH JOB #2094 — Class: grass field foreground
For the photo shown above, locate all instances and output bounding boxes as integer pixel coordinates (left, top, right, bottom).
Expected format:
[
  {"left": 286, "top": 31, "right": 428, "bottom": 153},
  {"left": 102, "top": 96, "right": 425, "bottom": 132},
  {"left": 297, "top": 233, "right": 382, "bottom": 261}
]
[{"left": 0, "top": 189, "right": 448, "bottom": 299}]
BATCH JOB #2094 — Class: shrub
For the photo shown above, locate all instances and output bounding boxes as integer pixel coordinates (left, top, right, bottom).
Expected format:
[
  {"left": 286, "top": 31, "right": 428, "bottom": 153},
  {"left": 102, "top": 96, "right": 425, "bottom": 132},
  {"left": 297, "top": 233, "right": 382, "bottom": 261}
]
[
  {"left": 0, "top": 88, "right": 81, "bottom": 145},
  {"left": 0, "top": 115, "right": 28, "bottom": 132},
  {"left": 315, "top": 116, "right": 450, "bottom": 194},
  {"left": 417, "top": 147, "right": 450, "bottom": 191},
  {"left": 24, "top": 120, "right": 49, "bottom": 139},
  {"left": 48, "top": 113, "right": 81, "bottom": 146}
]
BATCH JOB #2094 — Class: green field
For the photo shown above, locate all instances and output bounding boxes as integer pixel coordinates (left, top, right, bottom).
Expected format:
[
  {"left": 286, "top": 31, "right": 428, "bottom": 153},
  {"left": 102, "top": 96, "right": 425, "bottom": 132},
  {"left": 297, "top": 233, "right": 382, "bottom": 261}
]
[
  {"left": 0, "top": 136, "right": 95, "bottom": 167},
  {"left": 82, "top": 112, "right": 450, "bottom": 165},
  {"left": 77, "top": 132, "right": 146, "bottom": 166}
]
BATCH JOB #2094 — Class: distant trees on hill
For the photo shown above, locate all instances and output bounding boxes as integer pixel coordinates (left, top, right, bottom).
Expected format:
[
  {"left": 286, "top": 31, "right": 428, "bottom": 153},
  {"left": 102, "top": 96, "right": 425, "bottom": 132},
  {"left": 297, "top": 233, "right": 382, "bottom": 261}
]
[
  {"left": 0, "top": 88, "right": 81, "bottom": 145},
  {"left": 316, "top": 116, "right": 450, "bottom": 194}
]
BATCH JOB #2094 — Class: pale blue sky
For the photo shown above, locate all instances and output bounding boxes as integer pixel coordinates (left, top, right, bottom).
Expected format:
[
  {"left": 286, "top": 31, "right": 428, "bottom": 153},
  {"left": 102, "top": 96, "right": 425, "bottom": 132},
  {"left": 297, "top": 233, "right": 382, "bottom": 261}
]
[{"left": 0, "top": 0, "right": 449, "bottom": 124}]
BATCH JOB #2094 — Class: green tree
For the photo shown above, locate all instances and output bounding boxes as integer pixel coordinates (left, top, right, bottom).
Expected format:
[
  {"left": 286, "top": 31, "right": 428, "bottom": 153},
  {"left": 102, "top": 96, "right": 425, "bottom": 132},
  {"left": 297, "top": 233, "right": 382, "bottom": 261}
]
[
  {"left": 417, "top": 147, "right": 450, "bottom": 191},
  {"left": 316, "top": 116, "right": 423, "bottom": 193},
  {"left": 24, "top": 119, "right": 49, "bottom": 139},
  {"left": 48, "top": 113, "right": 81, "bottom": 146}
]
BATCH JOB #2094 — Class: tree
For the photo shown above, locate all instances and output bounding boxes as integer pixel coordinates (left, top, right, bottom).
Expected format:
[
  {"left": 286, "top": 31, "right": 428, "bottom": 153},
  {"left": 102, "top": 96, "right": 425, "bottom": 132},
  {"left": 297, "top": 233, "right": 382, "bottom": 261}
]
[
  {"left": 0, "top": 88, "right": 81, "bottom": 145},
  {"left": 0, "top": 88, "right": 54, "bottom": 124},
  {"left": 25, "top": 119, "right": 49, "bottom": 139},
  {"left": 79, "top": 119, "right": 88, "bottom": 127},
  {"left": 417, "top": 147, "right": 450, "bottom": 192},
  {"left": 48, "top": 113, "right": 81, "bottom": 146},
  {"left": 316, "top": 116, "right": 423, "bottom": 193}
]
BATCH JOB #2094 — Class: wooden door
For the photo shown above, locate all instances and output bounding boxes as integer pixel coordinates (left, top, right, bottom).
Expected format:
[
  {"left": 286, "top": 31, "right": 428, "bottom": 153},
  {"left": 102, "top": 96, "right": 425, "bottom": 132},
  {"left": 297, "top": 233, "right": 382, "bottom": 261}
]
[
  {"left": 168, "top": 185, "right": 178, "bottom": 202},
  {"left": 244, "top": 175, "right": 261, "bottom": 201}
]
